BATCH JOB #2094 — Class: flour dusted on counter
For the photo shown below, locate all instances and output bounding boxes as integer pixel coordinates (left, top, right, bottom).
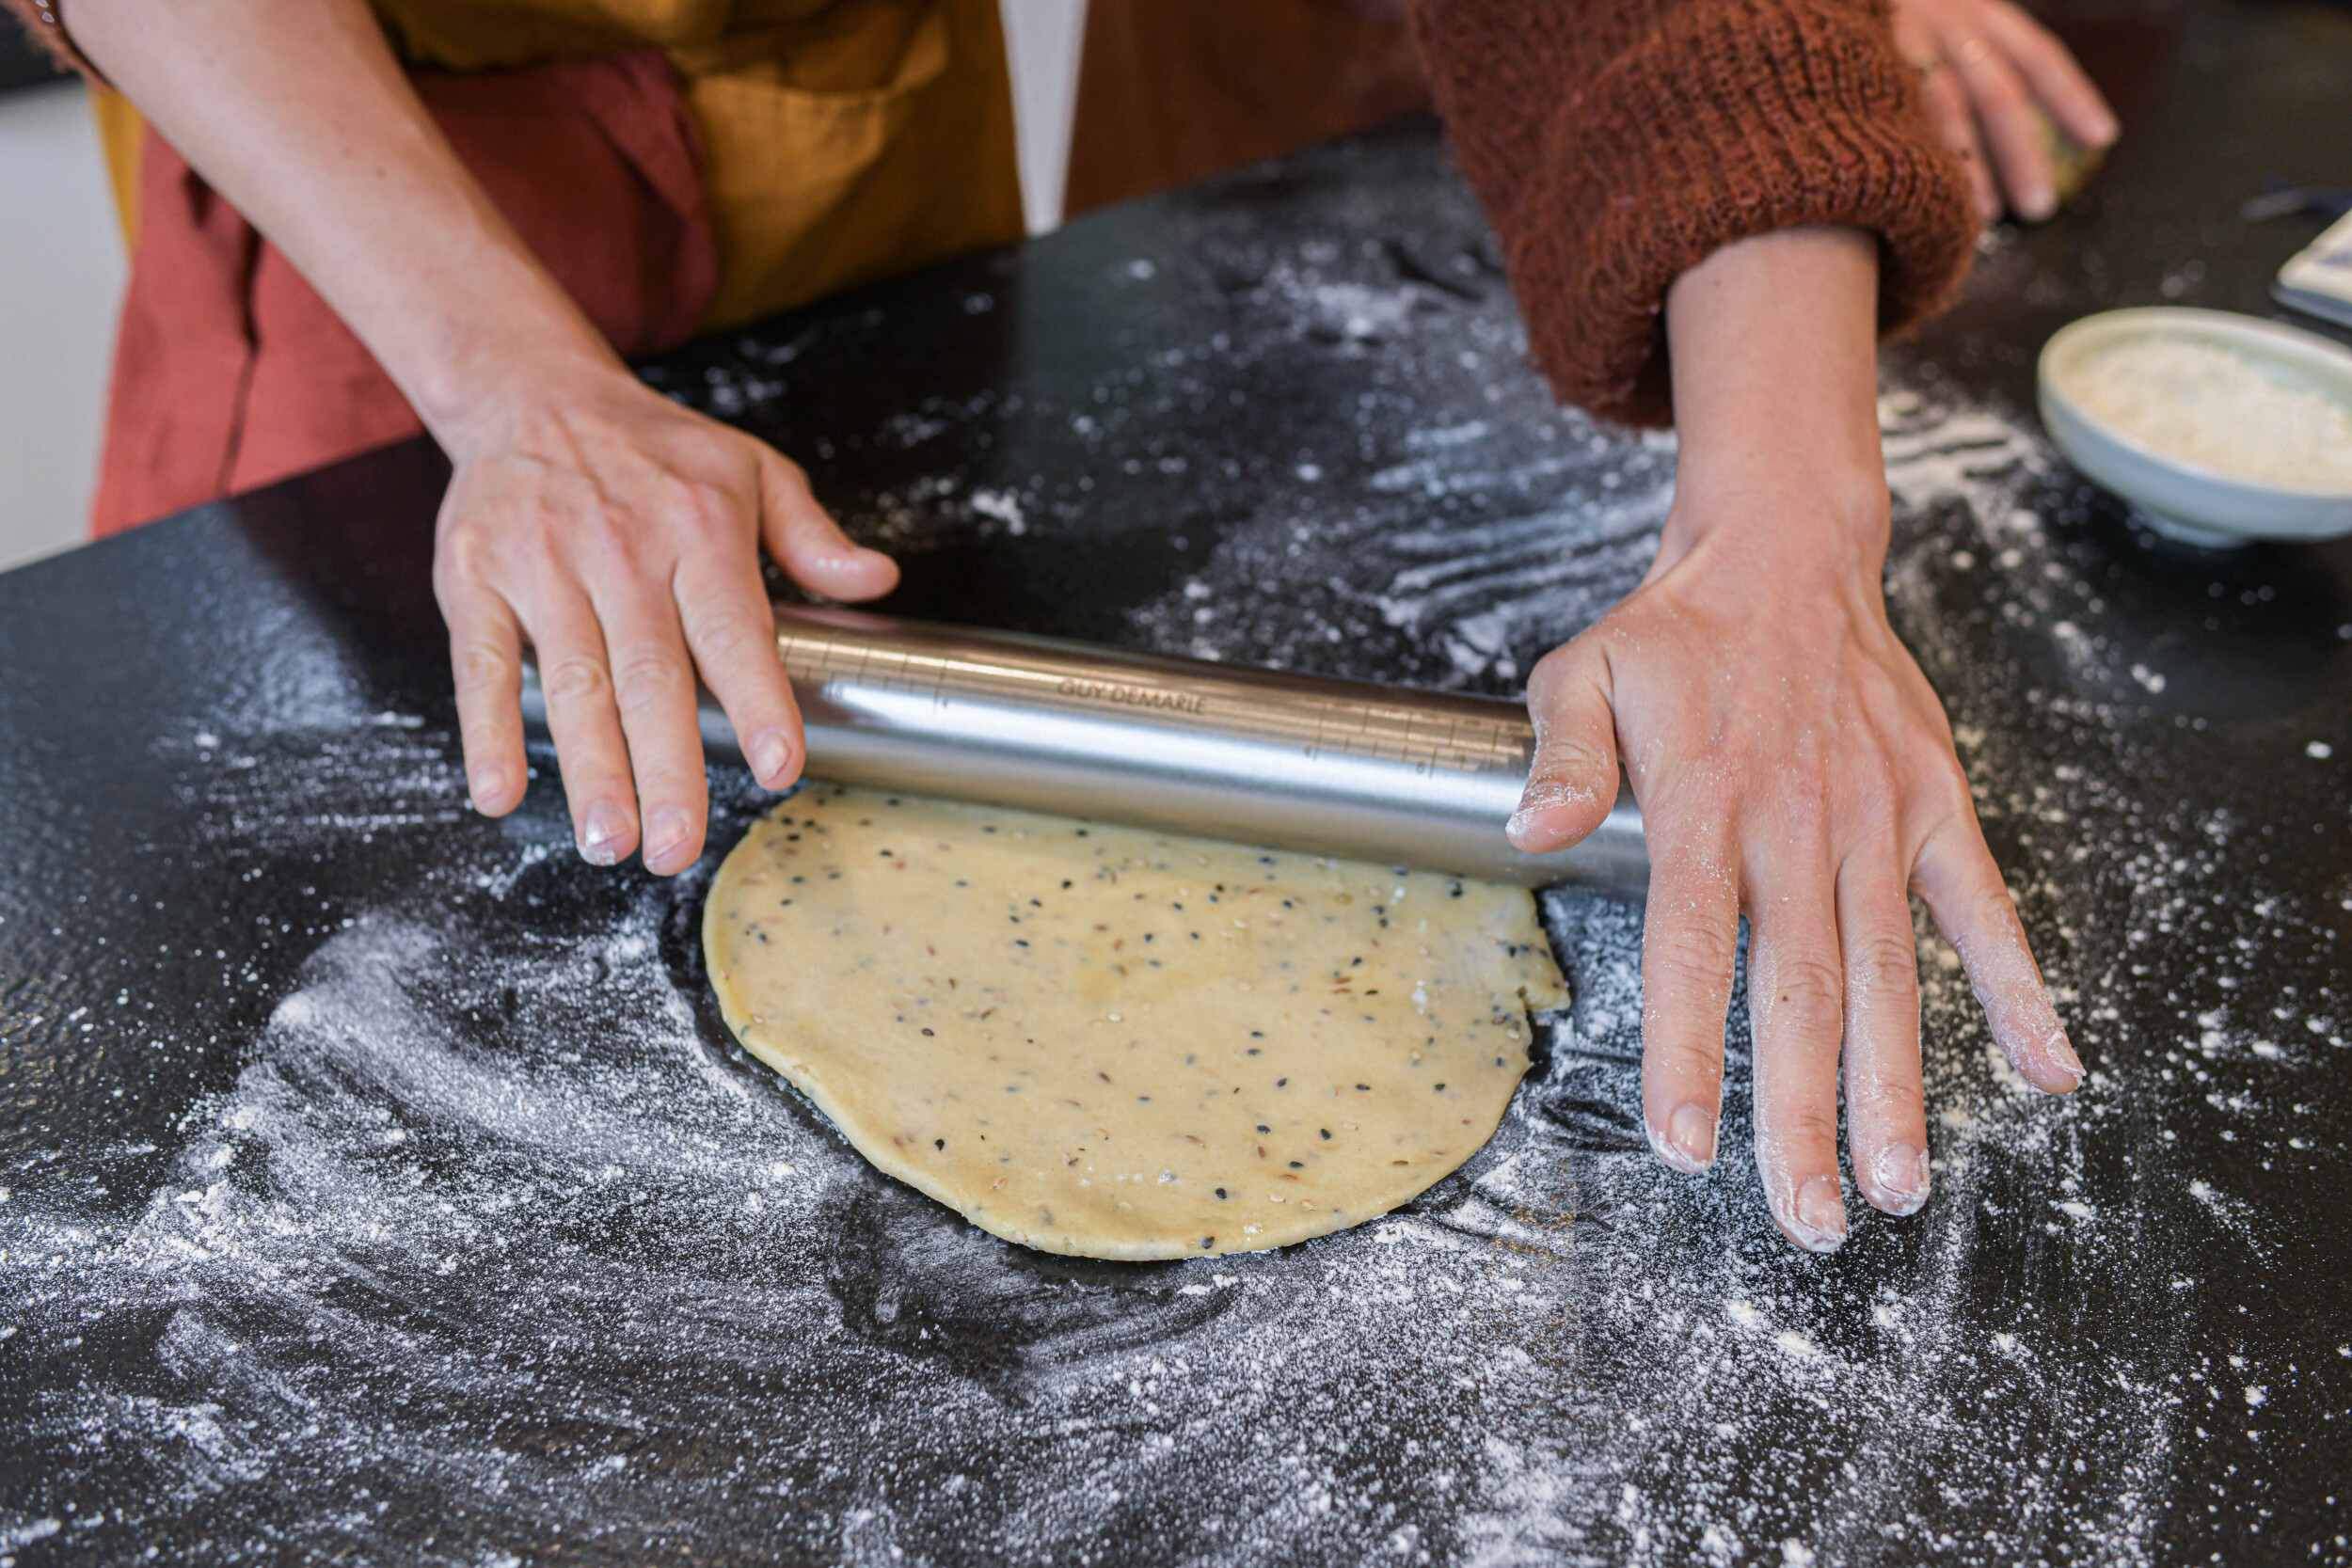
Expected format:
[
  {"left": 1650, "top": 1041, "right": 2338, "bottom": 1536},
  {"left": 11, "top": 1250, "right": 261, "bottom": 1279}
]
[
  {"left": 2066, "top": 336, "right": 2352, "bottom": 489},
  {"left": 6, "top": 377, "right": 2229, "bottom": 1563},
  {"left": 705, "top": 786, "right": 1565, "bottom": 1259}
]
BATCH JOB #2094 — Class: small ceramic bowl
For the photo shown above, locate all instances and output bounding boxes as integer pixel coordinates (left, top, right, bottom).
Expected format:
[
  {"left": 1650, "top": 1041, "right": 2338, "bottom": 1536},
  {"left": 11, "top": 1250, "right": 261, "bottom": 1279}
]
[{"left": 2037, "top": 307, "right": 2352, "bottom": 546}]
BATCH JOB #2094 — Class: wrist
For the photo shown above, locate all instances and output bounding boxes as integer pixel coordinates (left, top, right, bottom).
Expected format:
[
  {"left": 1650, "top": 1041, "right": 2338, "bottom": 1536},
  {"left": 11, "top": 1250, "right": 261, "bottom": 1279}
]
[
  {"left": 1654, "top": 224, "right": 1891, "bottom": 580},
  {"left": 417, "top": 325, "right": 631, "bottom": 466},
  {"left": 1658, "top": 446, "right": 1891, "bottom": 569},
  {"left": 1649, "top": 490, "right": 1893, "bottom": 648}
]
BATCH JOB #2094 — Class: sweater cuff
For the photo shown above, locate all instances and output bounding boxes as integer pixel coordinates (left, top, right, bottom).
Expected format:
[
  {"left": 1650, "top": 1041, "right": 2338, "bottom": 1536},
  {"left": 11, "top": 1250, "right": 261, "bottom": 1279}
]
[{"left": 1492, "top": 0, "right": 1974, "bottom": 426}]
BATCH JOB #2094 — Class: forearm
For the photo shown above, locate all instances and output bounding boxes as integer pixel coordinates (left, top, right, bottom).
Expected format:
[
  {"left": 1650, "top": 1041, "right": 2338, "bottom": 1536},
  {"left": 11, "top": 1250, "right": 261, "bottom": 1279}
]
[
  {"left": 1659, "top": 226, "right": 1890, "bottom": 580},
  {"left": 65, "top": 0, "right": 617, "bottom": 446},
  {"left": 1406, "top": 0, "right": 1974, "bottom": 427}
]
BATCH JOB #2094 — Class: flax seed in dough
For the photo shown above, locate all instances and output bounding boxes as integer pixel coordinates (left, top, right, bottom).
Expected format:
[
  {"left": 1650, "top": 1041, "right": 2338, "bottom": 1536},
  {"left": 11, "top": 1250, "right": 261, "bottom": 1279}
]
[{"left": 704, "top": 785, "right": 1566, "bottom": 1259}]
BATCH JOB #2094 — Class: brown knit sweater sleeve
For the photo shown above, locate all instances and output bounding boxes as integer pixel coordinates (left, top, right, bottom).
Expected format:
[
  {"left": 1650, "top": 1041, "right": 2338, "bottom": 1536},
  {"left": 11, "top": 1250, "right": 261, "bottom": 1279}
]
[{"left": 1405, "top": 0, "right": 1976, "bottom": 426}]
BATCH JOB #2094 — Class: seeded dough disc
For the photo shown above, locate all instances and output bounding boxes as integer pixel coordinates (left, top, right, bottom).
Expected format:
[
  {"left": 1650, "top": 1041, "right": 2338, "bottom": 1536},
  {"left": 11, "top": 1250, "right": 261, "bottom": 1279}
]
[{"left": 703, "top": 785, "right": 1566, "bottom": 1259}]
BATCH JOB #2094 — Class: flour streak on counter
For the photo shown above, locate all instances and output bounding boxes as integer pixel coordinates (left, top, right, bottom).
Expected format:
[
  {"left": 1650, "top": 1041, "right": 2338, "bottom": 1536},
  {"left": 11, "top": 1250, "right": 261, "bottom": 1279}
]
[
  {"left": 0, "top": 882, "right": 2171, "bottom": 1567},
  {"left": 28, "top": 376, "right": 2286, "bottom": 1566},
  {"left": 0, "top": 483, "right": 2225, "bottom": 1566}
]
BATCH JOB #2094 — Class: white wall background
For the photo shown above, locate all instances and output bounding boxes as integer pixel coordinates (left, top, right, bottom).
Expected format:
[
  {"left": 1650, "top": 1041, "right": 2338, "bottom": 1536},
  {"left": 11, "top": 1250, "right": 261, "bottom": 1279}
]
[
  {"left": 999, "top": 0, "right": 1088, "bottom": 236},
  {"left": 0, "top": 6, "right": 1088, "bottom": 576},
  {"left": 0, "top": 80, "right": 123, "bottom": 573}
]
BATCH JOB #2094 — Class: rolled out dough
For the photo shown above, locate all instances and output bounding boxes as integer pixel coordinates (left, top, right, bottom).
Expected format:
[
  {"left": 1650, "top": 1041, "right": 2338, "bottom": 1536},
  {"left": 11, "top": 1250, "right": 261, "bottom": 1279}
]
[{"left": 704, "top": 786, "right": 1566, "bottom": 1259}]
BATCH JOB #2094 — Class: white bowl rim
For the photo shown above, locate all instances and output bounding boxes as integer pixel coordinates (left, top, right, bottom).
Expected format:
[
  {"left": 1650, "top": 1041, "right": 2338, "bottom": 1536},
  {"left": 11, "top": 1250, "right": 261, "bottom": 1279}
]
[{"left": 2038, "top": 307, "right": 2352, "bottom": 501}]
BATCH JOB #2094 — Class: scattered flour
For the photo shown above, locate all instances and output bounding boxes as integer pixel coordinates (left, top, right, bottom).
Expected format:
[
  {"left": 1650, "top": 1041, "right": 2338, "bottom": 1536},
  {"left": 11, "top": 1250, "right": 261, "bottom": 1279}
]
[
  {"left": 16, "top": 370, "right": 2299, "bottom": 1560},
  {"left": 9, "top": 132, "right": 2345, "bottom": 1562}
]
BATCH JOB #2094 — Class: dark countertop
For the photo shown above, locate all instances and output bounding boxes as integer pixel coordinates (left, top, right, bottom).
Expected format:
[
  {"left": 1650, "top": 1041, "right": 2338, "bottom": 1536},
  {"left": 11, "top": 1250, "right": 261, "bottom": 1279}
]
[{"left": 4, "top": 4, "right": 2349, "bottom": 1561}]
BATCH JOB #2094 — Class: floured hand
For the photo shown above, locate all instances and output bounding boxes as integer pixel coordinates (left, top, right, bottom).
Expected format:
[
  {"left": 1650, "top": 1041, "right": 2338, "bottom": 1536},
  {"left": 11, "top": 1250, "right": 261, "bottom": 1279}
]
[
  {"left": 435, "top": 357, "right": 898, "bottom": 872},
  {"left": 1505, "top": 228, "right": 2080, "bottom": 1252}
]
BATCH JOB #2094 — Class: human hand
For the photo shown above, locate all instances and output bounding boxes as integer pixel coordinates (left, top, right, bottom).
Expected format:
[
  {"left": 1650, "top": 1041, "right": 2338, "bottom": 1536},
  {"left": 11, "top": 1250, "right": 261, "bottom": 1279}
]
[
  {"left": 63, "top": 0, "right": 901, "bottom": 875},
  {"left": 1508, "top": 488, "right": 2080, "bottom": 1249},
  {"left": 1892, "top": 0, "right": 2119, "bottom": 222},
  {"left": 1503, "top": 227, "right": 2077, "bottom": 1252},
  {"left": 432, "top": 354, "right": 898, "bottom": 874}
]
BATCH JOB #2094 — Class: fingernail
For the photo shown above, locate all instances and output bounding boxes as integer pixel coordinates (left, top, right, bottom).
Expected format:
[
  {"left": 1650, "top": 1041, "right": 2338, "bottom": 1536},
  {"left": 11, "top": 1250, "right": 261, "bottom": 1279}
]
[
  {"left": 1656, "top": 1102, "right": 1717, "bottom": 1174},
  {"left": 1875, "top": 1142, "right": 1931, "bottom": 1215},
  {"left": 2090, "top": 108, "right": 2120, "bottom": 145},
  {"left": 746, "top": 729, "right": 792, "bottom": 786},
  {"left": 2022, "top": 184, "right": 2057, "bottom": 221},
  {"left": 644, "top": 806, "right": 691, "bottom": 870},
  {"left": 2047, "top": 1028, "right": 2086, "bottom": 1090},
  {"left": 469, "top": 764, "right": 507, "bottom": 811},
  {"left": 1506, "top": 780, "right": 1593, "bottom": 849},
  {"left": 580, "top": 803, "right": 629, "bottom": 866},
  {"left": 1790, "top": 1174, "right": 1848, "bottom": 1252}
]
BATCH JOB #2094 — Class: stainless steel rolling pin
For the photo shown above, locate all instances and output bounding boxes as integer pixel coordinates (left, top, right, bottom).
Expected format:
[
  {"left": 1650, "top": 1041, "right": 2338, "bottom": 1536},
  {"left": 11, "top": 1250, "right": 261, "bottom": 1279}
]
[{"left": 519, "top": 605, "right": 1647, "bottom": 894}]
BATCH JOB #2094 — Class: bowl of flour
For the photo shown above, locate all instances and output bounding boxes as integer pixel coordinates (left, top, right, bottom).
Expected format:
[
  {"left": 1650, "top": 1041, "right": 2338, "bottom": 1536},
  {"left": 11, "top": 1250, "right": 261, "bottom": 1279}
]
[{"left": 2038, "top": 307, "right": 2352, "bottom": 546}]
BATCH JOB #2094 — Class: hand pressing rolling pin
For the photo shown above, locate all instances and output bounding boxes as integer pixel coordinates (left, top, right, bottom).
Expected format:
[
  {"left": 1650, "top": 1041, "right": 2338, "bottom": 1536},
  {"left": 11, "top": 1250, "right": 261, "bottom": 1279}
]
[{"left": 37, "top": 0, "right": 2108, "bottom": 1253}]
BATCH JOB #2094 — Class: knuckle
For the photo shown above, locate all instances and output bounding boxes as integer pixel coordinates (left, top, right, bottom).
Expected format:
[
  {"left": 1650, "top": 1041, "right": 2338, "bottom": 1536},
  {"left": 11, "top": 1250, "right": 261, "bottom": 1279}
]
[
  {"left": 684, "top": 605, "right": 770, "bottom": 670},
  {"left": 588, "top": 513, "right": 646, "bottom": 575},
  {"left": 432, "top": 529, "right": 501, "bottom": 599},
  {"left": 612, "top": 649, "right": 687, "bottom": 713},
  {"left": 1643, "top": 1029, "right": 1724, "bottom": 1090},
  {"left": 1977, "top": 69, "right": 2029, "bottom": 112},
  {"left": 548, "top": 500, "right": 629, "bottom": 568},
  {"left": 1530, "top": 732, "right": 1611, "bottom": 787},
  {"left": 452, "top": 643, "right": 514, "bottom": 696},
  {"left": 1912, "top": 800, "right": 1996, "bottom": 884},
  {"left": 660, "top": 476, "right": 732, "bottom": 536},
  {"left": 542, "top": 654, "right": 612, "bottom": 705},
  {"left": 460, "top": 723, "right": 512, "bottom": 759},
  {"left": 1757, "top": 952, "right": 1845, "bottom": 1039},
  {"left": 766, "top": 451, "right": 810, "bottom": 491},
  {"left": 632, "top": 762, "right": 704, "bottom": 800},
  {"left": 1770, "top": 1102, "right": 1843, "bottom": 1156},
  {"left": 1644, "top": 918, "right": 1739, "bottom": 992},
  {"left": 1663, "top": 767, "right": 1740, "bottom": 825},
  {"left": 1523, "top": 642, "right": 1583, "bottom": 704},
  {"left": 1860, "top": 1072, "right": 1928, "bottom": 1129},
  {"left": 1839, "top": 759, "right": 1901, "bottom": 832},
  {"left": 1963, "top": 878, "right": 2024, "bottom": 937},
  {"left": 430, "top": 544, "right": 470, "bottom": 597},
  {"left": 1846, "top": 931, "right": 1920, "bottom": 1001},
  {"left": 1931, "top": 758, "right": 1980, "bottom": 817},
  {"left": 1770, "top": 781, "right": 1834, "bottom": 845},
  {"left": 1904, "top": 756, "right": 1978, "bottom": 833}
]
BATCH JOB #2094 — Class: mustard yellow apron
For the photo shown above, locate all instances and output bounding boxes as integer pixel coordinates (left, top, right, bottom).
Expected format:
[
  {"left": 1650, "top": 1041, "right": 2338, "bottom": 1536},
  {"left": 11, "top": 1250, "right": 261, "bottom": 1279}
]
[{"left": 92, "top": 0, "right": 1025, "bottom": 331}]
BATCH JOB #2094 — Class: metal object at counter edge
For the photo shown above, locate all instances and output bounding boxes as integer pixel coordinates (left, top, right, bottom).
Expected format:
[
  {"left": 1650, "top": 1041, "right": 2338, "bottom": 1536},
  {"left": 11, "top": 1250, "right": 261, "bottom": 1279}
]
[{"left": 518, "top": 605, "right": 1648, "bottom": 895}]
